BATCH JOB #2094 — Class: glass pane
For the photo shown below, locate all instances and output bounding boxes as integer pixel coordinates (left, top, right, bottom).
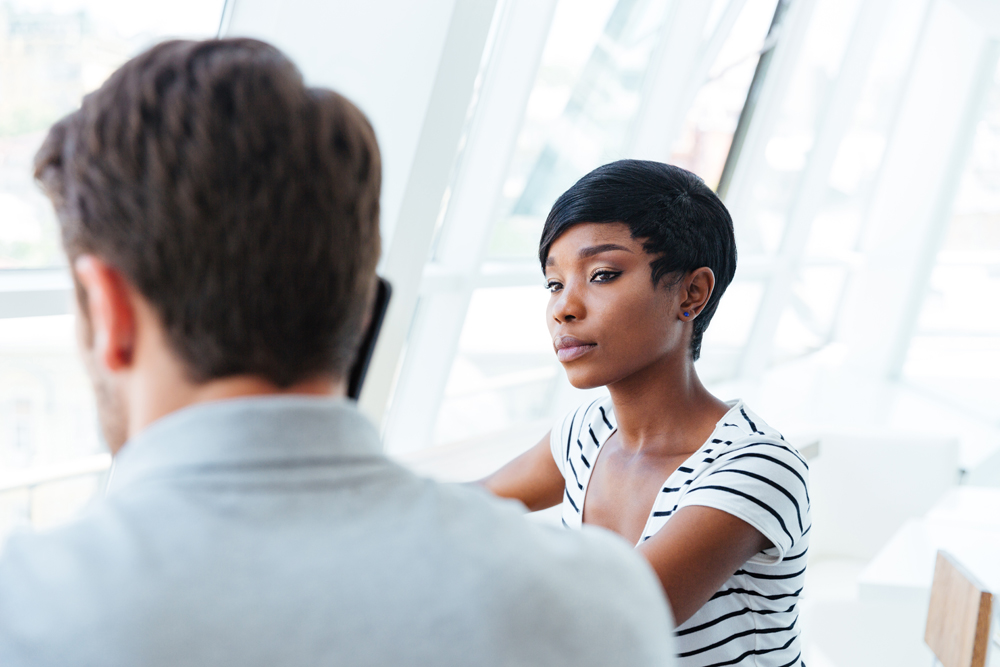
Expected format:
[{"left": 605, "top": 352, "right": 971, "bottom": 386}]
[
  {"left": 0, "top": 0, "right": 226, "bottom": 269},
  {"left": 0, "top": 315, "right": 100, "bottom": 539},
  {"left": 670, "top": 0, "right": 778, "bottom": 190},
  {"left": 736, "top": 0, "right": 863, "bottom": 258},
  {"left": 699, "top": 279, "right": 764, "bottom": 383},
  {"left": 903, "top": 57, "right": 1000, "bottom": 426},
  {"left": 486, "top": 0, "right": 673, "bottom": 260},
  {"left": 770, "top": 265, "right": 848, "bottom": 362},
  {"left": 432, "top": 286, "right": 558, "bottom": 446},
  {"left": 0, "top": 1, "right": 225, "bottom": 538},
  {"left": 806, "top": 0, "right": 930, "bottom": 258}
]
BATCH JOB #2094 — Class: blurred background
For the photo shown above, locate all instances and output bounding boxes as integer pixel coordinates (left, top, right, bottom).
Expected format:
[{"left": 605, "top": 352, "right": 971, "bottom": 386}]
[{"left": 1, "top": 0, "right": 999, "bottom": 664}]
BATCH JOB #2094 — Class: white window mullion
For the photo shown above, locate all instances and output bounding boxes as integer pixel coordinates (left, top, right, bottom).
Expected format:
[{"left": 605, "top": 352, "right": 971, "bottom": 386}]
[
  {"left": 627, "top": 0, "right": 748, "bottom": 160},
  {"left": 737, "top": 0, "right": 893, "bottom": 379},
  {"left": 719, "top": 0, "right": 818, "bottom": 221},
  {"left": 356, "top": 0, "right": 501, "bottom": 428},
  {"left": 886, "top": 38, "right": 1000, "bottom": 379},
  {"left": 835, "top": 0, "right": 992, "bottom": 383},
  {"left": 381, "top": 0, "right": 559, "bottom": 454},
  {"left": 0, "top": 270, "right": 72, "bottom": 320}
]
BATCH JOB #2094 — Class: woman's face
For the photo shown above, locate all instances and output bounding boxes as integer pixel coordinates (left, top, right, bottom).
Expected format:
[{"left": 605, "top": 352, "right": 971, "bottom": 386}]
[{"left": 543, "top": 222, "right": 700, "bottom": 389}]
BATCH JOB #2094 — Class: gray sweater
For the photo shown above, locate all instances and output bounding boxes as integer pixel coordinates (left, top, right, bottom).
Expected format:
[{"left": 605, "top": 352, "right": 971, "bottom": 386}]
[{"left": 0, "top": 396, "right": 676, "bottom": 666}]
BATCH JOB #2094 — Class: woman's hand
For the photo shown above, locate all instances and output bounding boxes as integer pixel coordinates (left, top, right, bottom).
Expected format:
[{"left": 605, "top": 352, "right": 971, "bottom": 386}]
[
  {"left": 637, "top": 505, "right": 772, "bottom": 625},
  {"left": 477, "top": 432, "right": 565, "bottom": 512}
]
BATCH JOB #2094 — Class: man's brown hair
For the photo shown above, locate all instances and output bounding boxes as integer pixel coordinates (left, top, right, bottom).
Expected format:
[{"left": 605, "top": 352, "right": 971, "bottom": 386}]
[{"left": 34, "top": 38, "right": 381, "bottom": 387}]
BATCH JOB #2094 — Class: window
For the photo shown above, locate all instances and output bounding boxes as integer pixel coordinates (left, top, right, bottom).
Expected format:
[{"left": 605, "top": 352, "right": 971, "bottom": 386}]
[
  {"left": 487, "top": 0, "right": 673, "bottom": 261},
  {"left": 0, "top": 0, "right": 225, "bottom": 541},
  {"left": 903, "top": 57, "right": 1000, "bottom": 464},
  {"left": 390, "top": 0, "right": 784, "bottom": 457}
]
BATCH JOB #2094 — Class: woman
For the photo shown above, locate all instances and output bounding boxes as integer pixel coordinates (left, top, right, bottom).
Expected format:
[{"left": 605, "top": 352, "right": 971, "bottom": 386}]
[{"left": 481, "top": 160, "right": 809, "bottom": 667}]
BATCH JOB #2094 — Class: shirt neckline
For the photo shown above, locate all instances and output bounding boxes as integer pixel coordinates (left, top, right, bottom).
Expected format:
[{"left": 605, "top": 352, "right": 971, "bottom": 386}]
[
  {"left": 107, "top": 395, "right": 381, "bottom": 495},
  {"left": 578, "top": 398, "right": 745, "bottom": 547}
]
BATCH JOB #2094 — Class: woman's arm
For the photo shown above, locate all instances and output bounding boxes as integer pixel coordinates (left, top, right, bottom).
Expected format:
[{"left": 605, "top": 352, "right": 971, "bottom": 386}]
[
  {"left": 637, "top": 506, "right": 772, "bottom": 625},
  {"left": 477, "top": 432, "right": 565, "bottom": 512},
  {"left": 485, "top": 438, "right": 773, "bottom": 625}
]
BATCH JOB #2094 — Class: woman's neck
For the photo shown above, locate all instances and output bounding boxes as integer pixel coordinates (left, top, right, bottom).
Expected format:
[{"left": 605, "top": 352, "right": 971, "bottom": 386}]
[{"left": 606, "top": 353, "right": 730, "bottom": 457}]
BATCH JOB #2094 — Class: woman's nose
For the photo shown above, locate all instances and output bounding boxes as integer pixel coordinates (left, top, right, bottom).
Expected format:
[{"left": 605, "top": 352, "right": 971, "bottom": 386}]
[{"left": 552, "top": 284, "right": 584, "bottom": 323}]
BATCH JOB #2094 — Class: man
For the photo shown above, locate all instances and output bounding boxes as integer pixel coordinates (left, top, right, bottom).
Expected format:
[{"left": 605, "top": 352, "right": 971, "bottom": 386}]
[{"left": 0, "top": 38, "right": 676, "bottom": 666}]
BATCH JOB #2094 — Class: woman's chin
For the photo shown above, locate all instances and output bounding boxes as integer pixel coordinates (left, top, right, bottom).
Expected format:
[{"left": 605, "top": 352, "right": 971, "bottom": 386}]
[{"left": 563, "top": 366, "right": 611, "bottom": 391}]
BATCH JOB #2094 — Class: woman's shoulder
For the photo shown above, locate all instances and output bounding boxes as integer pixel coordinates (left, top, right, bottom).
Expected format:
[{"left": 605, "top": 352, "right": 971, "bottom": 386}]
[
  {"left": 678, "top": 401, "right": 811, "bottom": 560},
  {"left": 706, "top": 401, "right": 810, "bottom": 486},
  {"left": 715, "top": 401, "right": 783, "bottom": 441}
]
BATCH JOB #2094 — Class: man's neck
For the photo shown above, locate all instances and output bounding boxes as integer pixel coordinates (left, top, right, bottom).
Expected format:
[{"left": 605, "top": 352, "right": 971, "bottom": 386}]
[{"left": 190, "top": 375, "right": 344, "bottom": 403}]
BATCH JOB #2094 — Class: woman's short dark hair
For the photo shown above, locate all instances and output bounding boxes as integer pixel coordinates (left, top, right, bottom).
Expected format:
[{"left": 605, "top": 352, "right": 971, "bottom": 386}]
[
  {"left": 34, "top": 38, "right": 381, "bottom": 387},
  {"left": 539, "top": 160, "right": 736, "bottom": 361}
]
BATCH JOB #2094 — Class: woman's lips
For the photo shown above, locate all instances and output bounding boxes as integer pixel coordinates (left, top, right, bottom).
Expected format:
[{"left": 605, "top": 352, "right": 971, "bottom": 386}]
[
  {"left": 554, "top": 337, "right": 597, "bottom": 362},
  {"left": 557, "top": 344, "right": 596, "bottom": 362}
]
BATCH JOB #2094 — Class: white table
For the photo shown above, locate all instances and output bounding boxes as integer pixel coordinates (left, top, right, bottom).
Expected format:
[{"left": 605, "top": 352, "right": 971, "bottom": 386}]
[
  {"left": 925, "top": 486, "right": 1000, "bottom": 530},
  {"left": 858, "top": 487, "right": 1000, "bottom": 605}
]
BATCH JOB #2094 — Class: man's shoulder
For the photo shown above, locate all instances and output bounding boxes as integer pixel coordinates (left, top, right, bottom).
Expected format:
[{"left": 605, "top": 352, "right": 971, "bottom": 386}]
[
  {"left": 0, "top": 470, "right": 676, "bottom": 666},
  {"left": 0, "top": 498, "right": 146, "bottom": 660},
  {"left": 421, "top": 484, "right": 674, "bottom": 608},
  {"left": 402, "top": 482, "right": 676, "bottom": 662},
  {"left": 0, "top": 494, "right": 146, "bottom": 591}
]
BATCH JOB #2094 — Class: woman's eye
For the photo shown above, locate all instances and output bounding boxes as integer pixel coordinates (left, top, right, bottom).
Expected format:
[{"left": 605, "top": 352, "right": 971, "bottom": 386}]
[
  {"left": 546, "top": 281, "right": 563, "bottom": 293},
  {"left": 591, "top": 270, "right": 621, "bottom": 283}
]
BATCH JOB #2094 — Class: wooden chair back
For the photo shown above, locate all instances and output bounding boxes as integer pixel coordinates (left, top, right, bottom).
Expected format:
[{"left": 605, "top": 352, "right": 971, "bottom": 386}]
[{"left": 925, "top": 550, "right": 994, "bottom": 667}]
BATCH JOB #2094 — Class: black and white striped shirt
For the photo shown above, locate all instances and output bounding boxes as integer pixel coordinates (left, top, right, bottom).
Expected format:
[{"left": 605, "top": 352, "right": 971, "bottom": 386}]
[{"left": 550, "top": 397, "right": 810, "bottom": 667}]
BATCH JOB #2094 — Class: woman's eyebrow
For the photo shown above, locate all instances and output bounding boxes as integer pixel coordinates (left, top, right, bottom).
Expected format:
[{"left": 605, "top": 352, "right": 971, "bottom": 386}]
[
  {"left": 578, "top": 243, "right": 633, "bottom": 259},
  {"left": 545, "top": 243, "right": 634, "bottom": 267}
]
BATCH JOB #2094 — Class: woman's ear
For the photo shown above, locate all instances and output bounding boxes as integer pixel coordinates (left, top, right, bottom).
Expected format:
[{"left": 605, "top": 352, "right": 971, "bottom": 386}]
[{"left": 678, "top": 267, "right": 715, "bottom": 321}]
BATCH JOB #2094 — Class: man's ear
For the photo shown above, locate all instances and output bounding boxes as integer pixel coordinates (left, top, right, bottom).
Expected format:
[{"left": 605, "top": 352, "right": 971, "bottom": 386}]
[
  {"left": 679, "top": 267, "right": 716, "bottom": 320},
  {"left": 73, "top": 255, "right": 137, "bottom": 372}
]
